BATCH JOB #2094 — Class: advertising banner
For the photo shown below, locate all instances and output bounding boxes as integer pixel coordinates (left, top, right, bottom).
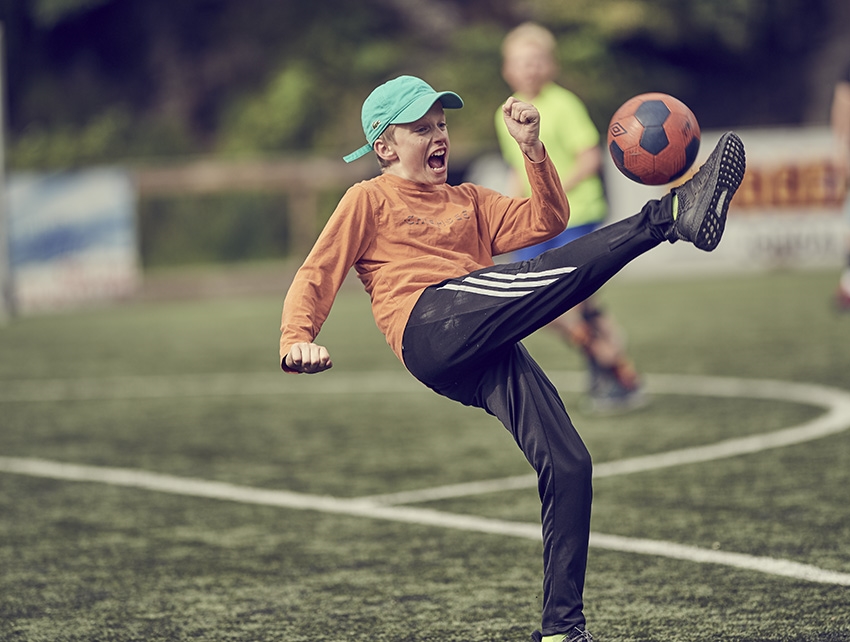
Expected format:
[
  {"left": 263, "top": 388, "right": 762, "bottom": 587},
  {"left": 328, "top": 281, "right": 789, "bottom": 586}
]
[
  {"left": 604, "top": 127, "right": 847, "bottom": 277},
  {"left": 8, "top": 168, "right": 139, "bottom": 314}
]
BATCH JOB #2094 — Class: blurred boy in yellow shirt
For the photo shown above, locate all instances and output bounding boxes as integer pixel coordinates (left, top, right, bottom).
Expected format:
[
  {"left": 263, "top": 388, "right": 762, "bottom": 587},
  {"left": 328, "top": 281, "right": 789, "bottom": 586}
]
[{"left": 495, "top": 23, "right": 645, "bottom": 413}]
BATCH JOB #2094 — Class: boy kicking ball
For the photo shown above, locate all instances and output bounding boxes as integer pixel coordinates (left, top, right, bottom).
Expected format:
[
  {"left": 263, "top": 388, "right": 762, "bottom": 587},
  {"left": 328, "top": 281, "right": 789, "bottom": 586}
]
[{"left": 279, "top": 75, "right": 746, "bottom": 642}]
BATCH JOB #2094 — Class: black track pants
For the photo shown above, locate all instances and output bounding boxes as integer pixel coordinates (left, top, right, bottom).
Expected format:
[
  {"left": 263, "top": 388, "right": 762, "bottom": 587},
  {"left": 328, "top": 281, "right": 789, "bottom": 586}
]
[{"left": 401, "top": 195, "right": 672, "bottom": 635}]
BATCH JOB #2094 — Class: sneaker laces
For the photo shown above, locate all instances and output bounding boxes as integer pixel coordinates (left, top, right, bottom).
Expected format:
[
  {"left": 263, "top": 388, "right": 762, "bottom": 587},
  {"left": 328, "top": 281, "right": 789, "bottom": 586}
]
[{"left": 568, "top": 627, "right": 594, "bottom": 642}]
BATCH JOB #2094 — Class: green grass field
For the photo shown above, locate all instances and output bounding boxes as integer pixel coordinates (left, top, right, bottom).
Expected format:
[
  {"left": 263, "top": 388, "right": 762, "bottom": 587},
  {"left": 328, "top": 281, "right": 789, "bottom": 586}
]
[{"left": 1, "top": 268, "right": 849, "bottom": 642}]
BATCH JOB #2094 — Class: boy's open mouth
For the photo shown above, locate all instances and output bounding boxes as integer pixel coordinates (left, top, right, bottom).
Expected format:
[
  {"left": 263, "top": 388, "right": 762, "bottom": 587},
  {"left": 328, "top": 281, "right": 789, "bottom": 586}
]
[{"left": 428, "top": 151, "right": 446, "bottom": 169}]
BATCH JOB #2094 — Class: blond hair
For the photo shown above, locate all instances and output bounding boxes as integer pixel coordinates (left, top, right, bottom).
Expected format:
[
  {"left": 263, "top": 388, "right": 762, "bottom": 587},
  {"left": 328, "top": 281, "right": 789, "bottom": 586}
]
[{"left": 501, "top": 22, "right": 557, "bottom": 59}]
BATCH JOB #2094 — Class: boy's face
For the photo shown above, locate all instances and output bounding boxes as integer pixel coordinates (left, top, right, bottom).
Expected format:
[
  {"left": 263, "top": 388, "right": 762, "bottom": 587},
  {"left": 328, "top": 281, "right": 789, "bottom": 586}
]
[
  {"left": 378, "top": 102, "right": 450, "bottom": 185},
  {"left": 502, "top": 42, "right": 556, "bottom": 98}
]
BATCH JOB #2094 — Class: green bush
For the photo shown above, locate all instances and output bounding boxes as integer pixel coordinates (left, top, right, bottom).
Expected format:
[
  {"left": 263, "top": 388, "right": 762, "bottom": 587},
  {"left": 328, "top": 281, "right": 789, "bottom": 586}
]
[
  {"left": 137, "top": 188, "right": 347, "bottom": 268},
  {"left": 137, "top": 192, "right": 291, "bottom": 268}
]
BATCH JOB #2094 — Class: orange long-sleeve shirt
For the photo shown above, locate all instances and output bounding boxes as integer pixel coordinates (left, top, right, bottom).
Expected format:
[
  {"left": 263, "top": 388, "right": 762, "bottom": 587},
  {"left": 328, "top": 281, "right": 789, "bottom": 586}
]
[{"left": 279, "top": 152, "right": 569, "bottom": 370}]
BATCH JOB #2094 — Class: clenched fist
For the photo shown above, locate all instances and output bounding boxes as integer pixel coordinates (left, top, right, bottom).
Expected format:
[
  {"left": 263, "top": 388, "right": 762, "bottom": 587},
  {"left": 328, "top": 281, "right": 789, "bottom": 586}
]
[
  {"left": 283, "top": 342, "right": 333, "bottom": 374},
  {"left": 501, "top": 97, "right": 545, "bottom": 162}
]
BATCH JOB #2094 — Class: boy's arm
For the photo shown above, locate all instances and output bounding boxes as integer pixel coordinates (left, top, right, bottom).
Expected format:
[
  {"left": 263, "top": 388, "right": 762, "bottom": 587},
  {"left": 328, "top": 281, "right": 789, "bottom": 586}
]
[
  {"left": 280, "top": 185, "right": 373, "bottom": 373},
  {"left": 483, "top": 153, "right": 570, "bottom": 256},
  {"left": 484, "top": 98, "right": 570, "bottom": 255}
]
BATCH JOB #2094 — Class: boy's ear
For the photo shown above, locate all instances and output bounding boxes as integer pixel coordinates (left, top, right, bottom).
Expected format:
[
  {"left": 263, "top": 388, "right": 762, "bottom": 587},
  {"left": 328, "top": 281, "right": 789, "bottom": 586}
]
[{"left": 374, "top": 138, "right": 397, "bottom": 163}]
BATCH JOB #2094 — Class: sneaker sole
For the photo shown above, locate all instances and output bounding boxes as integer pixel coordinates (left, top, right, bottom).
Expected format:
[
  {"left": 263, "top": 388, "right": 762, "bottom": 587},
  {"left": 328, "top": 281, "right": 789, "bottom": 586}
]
[{"left": 691, "top": 132, "right": 746, "bottom": 251}]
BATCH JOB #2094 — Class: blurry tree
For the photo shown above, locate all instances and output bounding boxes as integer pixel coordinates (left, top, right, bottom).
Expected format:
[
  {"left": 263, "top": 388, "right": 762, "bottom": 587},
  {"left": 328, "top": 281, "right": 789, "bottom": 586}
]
[
  {"left": 2, "top": 0, "right": 849, "bottom": 170},
  {"left": 526, "top": 0, "right": 850, "bottom": 130}
]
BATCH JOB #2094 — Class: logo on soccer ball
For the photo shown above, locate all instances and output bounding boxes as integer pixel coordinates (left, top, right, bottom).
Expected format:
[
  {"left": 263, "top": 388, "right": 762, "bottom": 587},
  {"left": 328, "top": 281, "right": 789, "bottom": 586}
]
[{"left": 609, "top": 122, "right": 627, "bottom": 137}]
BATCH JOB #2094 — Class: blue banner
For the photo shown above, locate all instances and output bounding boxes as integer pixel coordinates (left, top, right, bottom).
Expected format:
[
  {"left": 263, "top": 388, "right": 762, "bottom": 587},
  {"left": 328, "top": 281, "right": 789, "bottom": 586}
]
[{"left": 7, "top": 168, "right": 139, "bottom": 313}]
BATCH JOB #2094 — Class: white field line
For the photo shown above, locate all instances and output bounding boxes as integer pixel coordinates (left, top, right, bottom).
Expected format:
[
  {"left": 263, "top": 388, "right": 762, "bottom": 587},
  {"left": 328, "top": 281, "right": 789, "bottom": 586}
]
[
  {"left": 2, "top": 372, "right": 850, "bottom": 586},
  {"left": 1, "top": 453, "right": 849, "bottom": 586},
  {"left": 588, "top": 533, "right": 850, "bottom": 586}
]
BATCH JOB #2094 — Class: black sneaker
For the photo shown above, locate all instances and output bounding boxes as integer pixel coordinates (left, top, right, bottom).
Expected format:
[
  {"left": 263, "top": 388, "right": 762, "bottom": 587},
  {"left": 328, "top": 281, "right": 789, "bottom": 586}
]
[
  {"left": 530, "top": 626, "right": 594, "bottom": 642},
  {"left": 668, "top": 131, "right": 746, "bottom": 251}
]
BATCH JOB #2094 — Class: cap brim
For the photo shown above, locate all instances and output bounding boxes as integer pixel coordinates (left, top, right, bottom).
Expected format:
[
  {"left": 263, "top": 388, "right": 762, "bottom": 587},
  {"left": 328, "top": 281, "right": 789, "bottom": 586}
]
[
  {"left": 343, "top": 143, "right": 373, "bottom": 164},
  {"left": 393, "top": 91, "right": 464, "bottom": 125}
]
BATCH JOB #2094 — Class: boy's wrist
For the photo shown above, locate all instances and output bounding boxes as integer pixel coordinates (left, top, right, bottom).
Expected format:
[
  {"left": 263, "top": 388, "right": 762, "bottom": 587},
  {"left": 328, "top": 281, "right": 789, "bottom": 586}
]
[{"left": 520, "top": 141, "right": 546, "bottom": 163}]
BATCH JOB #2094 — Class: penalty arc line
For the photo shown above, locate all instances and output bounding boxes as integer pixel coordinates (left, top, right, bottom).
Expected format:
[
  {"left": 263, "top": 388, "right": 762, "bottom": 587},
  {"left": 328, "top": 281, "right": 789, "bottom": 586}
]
[
  {"left": 361, "top": 373, "right": 850, "bottom": 504},
  {"left": 1, "top": 373, "right": 850, "bottom": 586}
]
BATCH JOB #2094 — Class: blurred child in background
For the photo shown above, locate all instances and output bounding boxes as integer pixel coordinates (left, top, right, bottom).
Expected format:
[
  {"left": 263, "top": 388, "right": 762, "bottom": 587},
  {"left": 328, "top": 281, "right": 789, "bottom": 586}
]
[
  {"left": 831, "top": 60, "right": 850, "bottom": 311},
  {"left": 495, "top": 23, "right": 646, "bottom": 413}
]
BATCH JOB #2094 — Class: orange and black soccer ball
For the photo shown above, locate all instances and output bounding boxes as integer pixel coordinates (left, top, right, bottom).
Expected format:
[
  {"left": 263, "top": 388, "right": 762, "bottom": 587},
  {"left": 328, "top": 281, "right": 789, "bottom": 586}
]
[{"left": 607, "top": 92, "right": 701, "bottom": 185}]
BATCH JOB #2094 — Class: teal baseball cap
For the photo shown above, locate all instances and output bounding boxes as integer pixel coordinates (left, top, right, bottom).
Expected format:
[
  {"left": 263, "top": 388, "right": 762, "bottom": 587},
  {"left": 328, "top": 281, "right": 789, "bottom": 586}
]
[{"left": 343, "top": 75, "right": 464, "bottom": 163}]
